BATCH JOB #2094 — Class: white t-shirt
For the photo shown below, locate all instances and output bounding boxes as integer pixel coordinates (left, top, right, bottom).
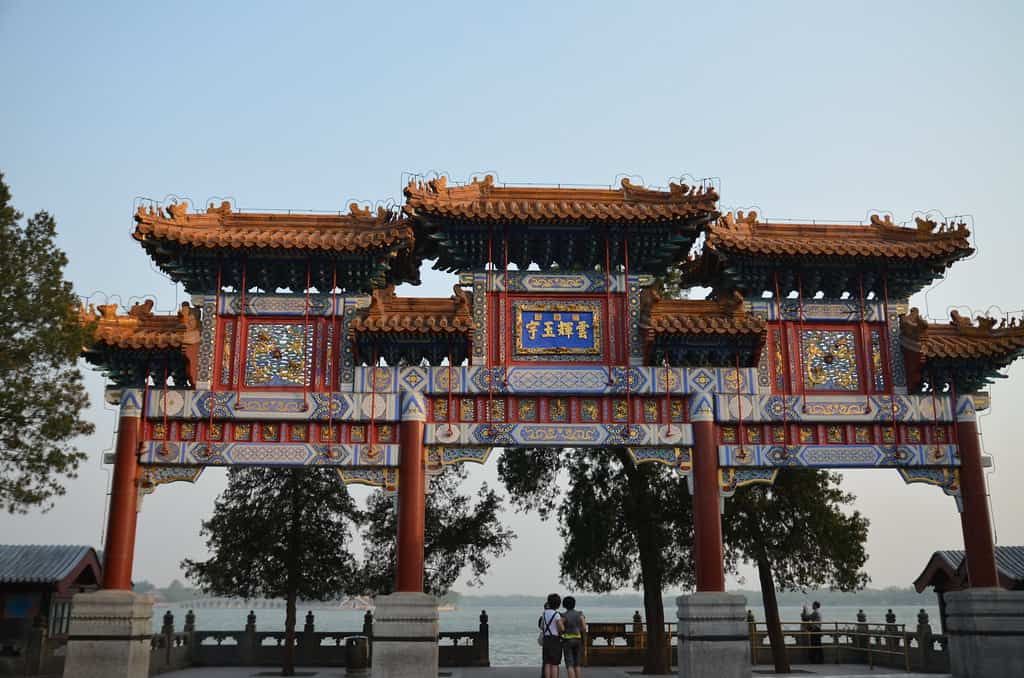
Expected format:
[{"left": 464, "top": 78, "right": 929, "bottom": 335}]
[{"left": 540, "top": 609, "right": 561, "bottom": 637}]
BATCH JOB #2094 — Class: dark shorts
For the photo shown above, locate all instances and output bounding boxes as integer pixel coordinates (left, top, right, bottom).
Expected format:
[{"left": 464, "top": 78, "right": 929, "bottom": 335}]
[
  {"left": 542, "top": 636, "right": 562, "bottom": 665},
  {"left": 562, "top": 638, "right": 582, "bottom": 667}
]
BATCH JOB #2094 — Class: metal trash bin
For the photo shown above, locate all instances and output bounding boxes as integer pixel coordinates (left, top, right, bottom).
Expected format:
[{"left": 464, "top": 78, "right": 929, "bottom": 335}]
[{"left": 345, "top": 635, "right": 370, "bottom": 677}]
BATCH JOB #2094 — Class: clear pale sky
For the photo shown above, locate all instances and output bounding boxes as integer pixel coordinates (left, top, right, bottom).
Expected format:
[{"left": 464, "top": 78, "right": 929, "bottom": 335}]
[{"left": 2, "top": 1, "right": 1023, "bottom": 595}]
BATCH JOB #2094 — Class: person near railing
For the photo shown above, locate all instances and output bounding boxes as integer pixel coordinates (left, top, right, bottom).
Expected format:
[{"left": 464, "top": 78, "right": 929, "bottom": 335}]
[
  {"left": 539, "top": 594, "right": 565, "bottom": 678},
  {"left": 561, "top": 596, "right": 587, "bottom": 678},
  {"left": 808, "top": 601, "right": 823, "bottom": 664}
]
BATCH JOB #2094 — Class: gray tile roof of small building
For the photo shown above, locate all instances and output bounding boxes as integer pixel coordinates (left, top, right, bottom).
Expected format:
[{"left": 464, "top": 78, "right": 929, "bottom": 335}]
[
  {"left": 935, "top": 546, "right": 1024, "bottom": 580},
  {"left": 916, "top": 546, "right": 1024, "bottom": 591},
  {"left": 0, "top": 545, "right": 97, "bottom": 585}
]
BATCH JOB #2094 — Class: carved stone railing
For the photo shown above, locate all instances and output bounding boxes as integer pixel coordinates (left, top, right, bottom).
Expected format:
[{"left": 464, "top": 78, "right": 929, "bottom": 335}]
[
  {"left": 188, "top": 608, "right": 490, "bottom": 668},
  {"left": 746, "top": 609, "right": 949, "bottom": 673},
  {"left": 582, "top": 609, "right": 949, "bottom": 673}
]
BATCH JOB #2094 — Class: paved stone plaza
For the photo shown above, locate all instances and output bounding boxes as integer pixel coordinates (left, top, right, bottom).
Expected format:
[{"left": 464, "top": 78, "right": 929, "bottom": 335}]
[{"left": 152, "top": 666, "right": 950, "bottom": 678}]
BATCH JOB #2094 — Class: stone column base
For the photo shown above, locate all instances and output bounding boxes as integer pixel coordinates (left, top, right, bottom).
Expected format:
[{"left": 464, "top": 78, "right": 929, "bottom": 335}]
[
  {"left": 677, "top": 592, "right": 751, "bottom": 678},
  {"left": 946, "top": 587, "right": 1024, "bottom": 678},
  {"left": 62, "top": 590, "right": 153, "bottom": 678},
  {"left": 371, "top": 592, "right": 438, "bottom": 678}
]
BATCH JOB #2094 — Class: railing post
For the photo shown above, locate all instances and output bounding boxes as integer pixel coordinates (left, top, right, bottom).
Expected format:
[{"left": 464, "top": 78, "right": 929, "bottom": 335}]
[
  {"left": 478, "top": 609, "right": 490, "bottom": 667},
  {"left": 916, "top": 609, "right": 932, "bottom": 672},
  {"left": 242, "top": 610, "right": 257, "bottom": 666},
  {"left": 185, "top": 609, "right": 197, "bottom": 665},
  {"left": 362, "top": 609, "right": 373, "bottom": 663},
  {"left": 832, "top": 621, "right": 839, "bottom": 664},
  {"left": 302, "top": 611, "right": 315, "bottom": 665},
  {"left": 884, "top": 609, "right": 897, "bottom": 654},
  {"left": 162, "top": 610, "right": 175, "bottom": 666},
  {"left": 631, "top": 610, "right": 642, "bottom": 649},
  {"left": 855, "top": 610, "right": 867, "bottom": 653},
  {"left": 745, "top": 610, "right": 757, "bottom": 664}
]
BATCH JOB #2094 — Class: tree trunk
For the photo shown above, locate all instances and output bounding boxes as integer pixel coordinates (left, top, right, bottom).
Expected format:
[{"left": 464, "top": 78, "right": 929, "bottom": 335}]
[
  {"left": 615, "top": 449, "right": 669, "bottom": 674},
  {"left": 641, "top": 577, "right": 668, "bottom": 674},
  {"left": 756, "top": 553, "right": 790, "bottom": 674},
  {"left": 282, "top": 469, "right": 301, "bottom": 677},
  {"left": 282, "top": 588, "right": 297, "bottom": 676}
]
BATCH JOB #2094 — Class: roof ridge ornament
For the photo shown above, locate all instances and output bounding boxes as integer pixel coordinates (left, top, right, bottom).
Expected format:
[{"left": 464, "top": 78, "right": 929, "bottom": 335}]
[
  {"left": 207, "top": 200, "right": 232, "bottom": 216},
  {"left": 166, "top": 201, "right": 189, "bottom": 221}
]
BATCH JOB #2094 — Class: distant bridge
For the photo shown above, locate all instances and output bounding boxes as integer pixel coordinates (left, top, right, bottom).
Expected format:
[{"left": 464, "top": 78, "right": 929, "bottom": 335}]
[{"left": 171, "top": 596, "right": 374, "bottom": 611}]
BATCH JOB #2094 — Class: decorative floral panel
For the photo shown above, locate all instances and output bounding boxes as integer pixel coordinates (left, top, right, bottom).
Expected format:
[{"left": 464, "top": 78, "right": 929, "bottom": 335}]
[
  {"left": 870, "top": 329, "right": 886, "bottom": 391},
  {"left": 518, "top": 399, "right": 537, "bottom": 421},
  {"left": 550, "top": 398, "right": 569, "bottom": 422},
  {"left": 580, "top": 399, "right": 600, "bottom": 422},
  {"left": 245, "top": 323, "right": 313, "bottom": 387},
  {"left": 612, "top": 399, "right": 628, "bottom": 422},
  {"left": 800, "top": 329, "right": 861, "bottom": 391},
  {"left": 433, "top": 398, "right": 449, "bottom": 421},
  {"left": 772, "top": 329, "right": 786, "bottom": 391},
  {"left": 460, "top": 398, "right": 475, "bottom": 421},
  {"left": 643, "top": 399, "right": 659, "bottom": 423}
]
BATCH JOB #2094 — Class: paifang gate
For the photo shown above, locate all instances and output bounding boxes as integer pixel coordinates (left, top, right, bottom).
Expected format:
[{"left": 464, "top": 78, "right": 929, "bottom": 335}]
[{"left": 78, "top": 174, "right": 1024, "bottom": 678}]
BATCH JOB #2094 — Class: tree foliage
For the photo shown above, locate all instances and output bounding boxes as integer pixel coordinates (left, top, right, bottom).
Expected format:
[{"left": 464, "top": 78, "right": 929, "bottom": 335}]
[
  {"left": 0, "top": 172, "right": 94, "bottom": 513},
  {"left": 723, "top": 471, "right": 870, "bottom": 672},
  {"left": 182, "top": 467, "right": 362, "bottom": 676},
  {"left": 498, "top": 447, "right": 694, "bottom": 674},
  {"left": 360, "top": 464, "right": 514, "bottom": 597}
]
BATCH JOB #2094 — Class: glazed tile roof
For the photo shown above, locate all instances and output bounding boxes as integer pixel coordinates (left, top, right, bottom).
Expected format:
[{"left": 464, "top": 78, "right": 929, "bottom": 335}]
[
  {"left": 640, "top": 288, "right": 766, "bottom": 337},
  {"left": 913, "top": 546, "right": 1024, "bottom": 592},
  {"left": 404, "top": 175, "right": 719, "bottom": 224},
  {"left": 349, "top": 284, "right": 474, "bottom": 334},
  {"left": 900, "top": 308, "right": 1024, "bottom": 360},
  {"left": 706, "top": 211, "right": 973, "bottom": 261},
  {"left": 81, "top": 300, "right": 201, "bottom": 349},
  {"left": 133, "top": 201, "right": 414, "bottom": 253},
  {"left": 0, "top": 544, "right": 98, "bottom": 585}
]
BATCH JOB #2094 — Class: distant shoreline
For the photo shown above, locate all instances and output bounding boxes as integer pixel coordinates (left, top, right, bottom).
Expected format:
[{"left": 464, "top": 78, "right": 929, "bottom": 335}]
[{"left": 453, "top": 588, "right": 935, "bottom": 608}]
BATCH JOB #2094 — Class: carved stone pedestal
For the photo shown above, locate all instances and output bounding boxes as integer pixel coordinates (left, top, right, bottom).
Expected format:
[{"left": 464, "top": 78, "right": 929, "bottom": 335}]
[
  {"left": 62, "top": 590, "right": 153, "bottom": 678},
  {"left": 371, "top": 592, "right": 438, "bottom": 678},
  {"left": 946, "top": 587, "right": 1024, "bottom": 678},
  {"left": 677, "top": 592, "right": 750, "bottom": 678}
]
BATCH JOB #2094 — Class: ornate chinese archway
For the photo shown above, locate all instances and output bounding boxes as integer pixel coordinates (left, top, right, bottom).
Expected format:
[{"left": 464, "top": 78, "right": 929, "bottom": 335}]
[{"left": 78, "top": 176, "right": 1022, "bottom": 678}]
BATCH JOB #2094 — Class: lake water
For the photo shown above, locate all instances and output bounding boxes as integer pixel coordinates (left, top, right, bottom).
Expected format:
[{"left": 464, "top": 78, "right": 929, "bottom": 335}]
[{"left": 152, "top": 601, "right": 941, "bottom": 666}]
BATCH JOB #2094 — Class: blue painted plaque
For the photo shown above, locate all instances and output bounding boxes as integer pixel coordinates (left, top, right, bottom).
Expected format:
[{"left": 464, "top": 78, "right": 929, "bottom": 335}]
[{"left": 513, "top": 301, "right": 602, "bottom": 355}]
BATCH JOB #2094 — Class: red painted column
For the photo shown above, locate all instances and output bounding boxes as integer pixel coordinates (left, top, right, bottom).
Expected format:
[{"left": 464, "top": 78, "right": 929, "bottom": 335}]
[
  {"left": 956, "top": 410, "right": 999, "bottom": 588},
  {"left": 396, "top": 392, "right": 426, "bottom": 593},
  {"left": 103, "top": 397, "right": 142, "bottom": 590},
  {"left": 692, "top": 418, "right": 726, "bottom": 592}
]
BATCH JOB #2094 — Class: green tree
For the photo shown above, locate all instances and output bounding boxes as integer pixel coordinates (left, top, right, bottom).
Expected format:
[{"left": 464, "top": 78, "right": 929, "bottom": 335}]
[
  {"left": 499, "top": 447, "right": 694, "bottom": 674},
  {"left": 0, "top": 172, "right": 94, "bottom": 512},
  {"left": 160, "top": 579, "right": 194, "bottom": 603},
  {"left": 724, "top": 471, "right": 870, "bottom": 673},
  {"left": 182, "top": 467, "right": 362, "bottom": 676},
  {"left": 359, "top": 464, "right": 514, "bottom": 596},
  {"left": 132, "top": 580, "right": 156, "bottom": 594}
]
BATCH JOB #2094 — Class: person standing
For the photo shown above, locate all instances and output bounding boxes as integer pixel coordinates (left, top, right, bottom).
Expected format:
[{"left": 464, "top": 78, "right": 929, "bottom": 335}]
[
  {"left": 808, "top": 600, "right": 824, "bottom": 664},
  {"left": 539, "top": 593, "right": 564, "bottom": 678},
  {"left": 561, "top": 596, "right": 587, "bottom": 678}
]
